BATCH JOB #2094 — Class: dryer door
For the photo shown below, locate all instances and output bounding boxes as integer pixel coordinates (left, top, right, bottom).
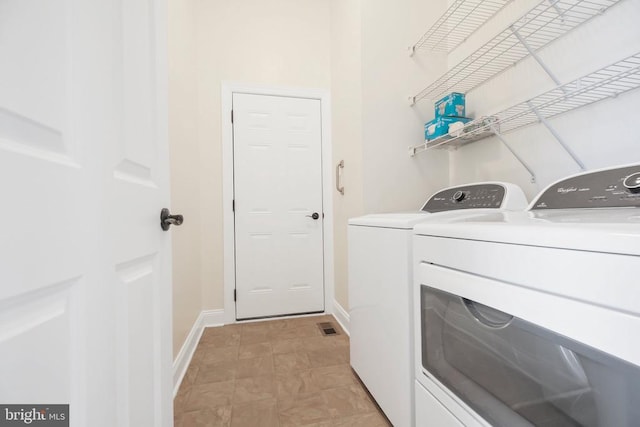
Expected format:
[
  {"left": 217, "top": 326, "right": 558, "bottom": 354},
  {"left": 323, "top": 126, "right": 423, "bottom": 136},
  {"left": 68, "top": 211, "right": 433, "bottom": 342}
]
[{"left": 419, "top": 285, "right": 640, "bottom": 427}]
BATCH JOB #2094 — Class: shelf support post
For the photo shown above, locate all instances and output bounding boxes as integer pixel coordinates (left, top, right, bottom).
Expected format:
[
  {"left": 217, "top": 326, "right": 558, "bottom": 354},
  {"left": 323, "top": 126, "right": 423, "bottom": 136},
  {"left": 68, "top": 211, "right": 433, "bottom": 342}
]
[
  {"left": 492, "top": 126, "right": 536, "bottom": 183},
  {"left": 510, "top": 26, "right": 563, "bottom": 88},
  {"left": 527, "top": 101, "right": 586, "bottom": 171}
]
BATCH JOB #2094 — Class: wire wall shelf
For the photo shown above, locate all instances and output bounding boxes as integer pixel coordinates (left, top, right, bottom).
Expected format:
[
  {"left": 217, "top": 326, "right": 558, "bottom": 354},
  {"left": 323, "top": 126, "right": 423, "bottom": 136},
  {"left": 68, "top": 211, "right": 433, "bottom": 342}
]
[
  {"left": 410, "top": 0, "right": 621, "bottom": 105},
  {"left": 410, "top": 0, "right": 513, "bottom": 55},
  {"left": 409, "top": 53, "right": 640, "bottom": 157}
]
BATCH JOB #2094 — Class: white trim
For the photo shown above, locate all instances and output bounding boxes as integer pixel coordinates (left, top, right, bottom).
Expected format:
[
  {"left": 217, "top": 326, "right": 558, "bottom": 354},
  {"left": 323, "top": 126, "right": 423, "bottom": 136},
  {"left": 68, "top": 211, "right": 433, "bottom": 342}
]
[
  {"left": 238, "top": 312, "right": 328, "bottom": 324},
  {"left": 221, "top": 82, "right": 335, "bottom": 325},
  {"left": 332, "top": 299, "right": 350, "bottom": 336},
  {"left": 200, "top": 309, "right": 225, "bottom": 328},
  {"left": 172, "top": 309, "right": 226, "bottom": 397},
  {"left": 172, "top": 312, "right": 204, "bottom": 397}
]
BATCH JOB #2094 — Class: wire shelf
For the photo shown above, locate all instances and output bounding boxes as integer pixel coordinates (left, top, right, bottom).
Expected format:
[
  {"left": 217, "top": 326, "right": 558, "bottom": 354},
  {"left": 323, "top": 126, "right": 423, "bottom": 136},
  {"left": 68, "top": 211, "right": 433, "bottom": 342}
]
[
  {"left": 411, "top": 0, "right": 621, "bottom": 105},
  {"left": 409, "top": 53, "right": 640, "bottom": 155},
  {"left": 411, "top": 0, "right": 513, "bottom": 54}
]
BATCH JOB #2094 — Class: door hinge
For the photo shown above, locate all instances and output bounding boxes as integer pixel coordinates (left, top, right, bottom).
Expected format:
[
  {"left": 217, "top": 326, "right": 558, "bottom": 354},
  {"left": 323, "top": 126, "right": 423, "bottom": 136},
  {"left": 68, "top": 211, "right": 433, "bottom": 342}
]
[
  {"left": 232, "top": 199, "right": 235, "bottom": 212},
  {"left": 233, "top": 289, "right": 237, "bottom": 301},
  {"left": 231, "top": 110, "right": 234, "bottom": 123}
]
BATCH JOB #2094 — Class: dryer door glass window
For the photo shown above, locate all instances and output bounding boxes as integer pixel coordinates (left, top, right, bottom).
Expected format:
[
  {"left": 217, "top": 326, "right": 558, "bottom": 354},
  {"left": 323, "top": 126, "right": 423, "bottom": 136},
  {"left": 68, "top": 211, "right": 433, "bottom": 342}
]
[{"left": 420, "top": 285, "right": 640, "bottom": 427}]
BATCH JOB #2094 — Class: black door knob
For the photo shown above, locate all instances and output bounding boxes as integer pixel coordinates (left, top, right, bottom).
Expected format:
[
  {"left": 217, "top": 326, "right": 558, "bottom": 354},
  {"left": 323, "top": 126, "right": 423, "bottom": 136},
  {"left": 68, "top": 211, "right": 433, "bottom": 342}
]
[
  {"left": 161, "top": 208, "right": 184, "bottom": 231},
  {"left": 306, "top": 212, "right": 320, "bottom": 220}
]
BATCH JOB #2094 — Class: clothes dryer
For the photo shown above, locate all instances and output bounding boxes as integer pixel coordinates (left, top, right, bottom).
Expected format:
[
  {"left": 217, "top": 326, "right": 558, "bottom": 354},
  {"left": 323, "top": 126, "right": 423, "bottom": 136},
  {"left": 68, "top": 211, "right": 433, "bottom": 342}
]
[{"left": 412, "top": 165, "right": 640, "bottom": 427}]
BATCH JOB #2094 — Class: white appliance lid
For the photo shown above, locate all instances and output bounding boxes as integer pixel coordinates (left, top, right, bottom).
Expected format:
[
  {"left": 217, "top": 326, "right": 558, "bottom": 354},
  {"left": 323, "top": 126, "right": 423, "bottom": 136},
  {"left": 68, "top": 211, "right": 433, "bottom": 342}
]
[
  {"left": 348, "top": 181, "right": 528, "bottom": 229},
  {"left": 348, "top": 212, "right": 431, "bottom": 229},
  {"left": 415, "top": 164, "right": 640, "bottom": 255},
  {"left": 414, "top": 206, "right": 640, "bottom": 255}
]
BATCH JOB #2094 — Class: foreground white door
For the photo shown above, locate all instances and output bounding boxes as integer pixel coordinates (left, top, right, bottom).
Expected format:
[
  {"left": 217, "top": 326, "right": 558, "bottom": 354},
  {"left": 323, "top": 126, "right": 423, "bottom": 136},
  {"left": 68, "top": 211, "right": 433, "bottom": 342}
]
[
  {"left": 233, "top": 93, "right": 325, "bottom": 320},
  {"left": 0, "top": 1, "right": 173, "bottom": 426}
]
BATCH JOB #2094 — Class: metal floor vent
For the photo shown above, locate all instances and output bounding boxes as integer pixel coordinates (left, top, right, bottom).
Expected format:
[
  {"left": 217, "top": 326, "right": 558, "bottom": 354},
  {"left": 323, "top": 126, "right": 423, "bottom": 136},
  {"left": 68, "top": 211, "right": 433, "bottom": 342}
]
[{"left": 317, "top": 322, "right": 339, "bottom": 336}]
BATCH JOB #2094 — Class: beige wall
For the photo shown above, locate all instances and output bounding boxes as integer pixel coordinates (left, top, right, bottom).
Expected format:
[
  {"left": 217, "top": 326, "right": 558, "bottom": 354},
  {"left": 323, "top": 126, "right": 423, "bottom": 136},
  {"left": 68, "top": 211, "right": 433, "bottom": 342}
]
[
  {"left": 193, "top": 0, "right": 332, "bottom": 311},
  {"left": 168, "top": 0, "right": 202, "bottom": 358},
  {"left": 168, "top": 0, "right": 456, "bottom": 357},
  {"left": 330, "top": 0, "right": 452, "bottom": 310},
  {"left": 330, "top": 0, "right": 363, "bottom": 310},
  {"left": 325, "top": 0, "right": 451, "bottom": 310}
]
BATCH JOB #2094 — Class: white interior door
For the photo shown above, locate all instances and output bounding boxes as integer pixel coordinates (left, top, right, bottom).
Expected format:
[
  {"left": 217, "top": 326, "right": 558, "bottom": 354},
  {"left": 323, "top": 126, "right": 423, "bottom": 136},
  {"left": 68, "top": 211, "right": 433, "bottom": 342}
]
[
  {"left": 233, "top": 93, "right": 325, "bottom": 320},
  {"left": 0, "top": 1, "right": 173, "bottom": 426}
]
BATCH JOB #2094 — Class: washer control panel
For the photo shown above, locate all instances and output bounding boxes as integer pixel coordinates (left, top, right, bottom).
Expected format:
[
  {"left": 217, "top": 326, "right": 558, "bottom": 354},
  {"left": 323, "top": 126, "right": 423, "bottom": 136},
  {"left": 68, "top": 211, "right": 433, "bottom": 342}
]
[
  {"left": 532, "top": 165, "right": 640, "bottom": 210},
  {"left": 421, "top": 184, "right": 506, "bottom": 213}
]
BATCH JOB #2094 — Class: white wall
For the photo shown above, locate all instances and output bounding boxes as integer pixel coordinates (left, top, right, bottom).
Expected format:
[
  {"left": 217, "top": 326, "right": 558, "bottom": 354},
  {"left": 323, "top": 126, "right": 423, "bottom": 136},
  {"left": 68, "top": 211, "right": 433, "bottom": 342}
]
[
  {"left": 361, "top": 0, "right": 450, "bottom": 214},
  {"left": 168, "top": 0, "right": 202, "bottom": 357},
  {"left": 194, "top": 0, "right": 332, "bottom": 311},
  {"left": 441, "top": 0, "right": 640, "bottom": 200}
]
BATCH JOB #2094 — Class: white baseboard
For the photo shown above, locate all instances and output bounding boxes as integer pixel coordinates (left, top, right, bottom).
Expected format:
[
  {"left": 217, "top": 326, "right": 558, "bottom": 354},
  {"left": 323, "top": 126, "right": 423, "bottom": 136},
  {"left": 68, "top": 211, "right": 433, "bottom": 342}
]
[
  {"left": 172, "top": 309, "right": 225, "bottom": 397},
  {"left": 332, "top": 299, "right": 350, "bottom": 336},
  {"left": 201, "top": 309, "right": 225, "bottom": 328}
]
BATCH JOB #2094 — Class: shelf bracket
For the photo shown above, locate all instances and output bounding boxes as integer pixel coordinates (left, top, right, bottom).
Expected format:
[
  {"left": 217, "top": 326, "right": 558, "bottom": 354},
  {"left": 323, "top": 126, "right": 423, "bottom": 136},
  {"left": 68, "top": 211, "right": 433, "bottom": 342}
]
[
  {"left": 409, "top": 142, "right": 427, "bottom": 157},
  {"left": 510, "top": 26, "right": 564, "bottom": 89},
  {"left": 492, "top": 127, "right": 536, "bottom": 183},
  {"left": 527, "top": 101, "right": 586, "bottom": 171}
]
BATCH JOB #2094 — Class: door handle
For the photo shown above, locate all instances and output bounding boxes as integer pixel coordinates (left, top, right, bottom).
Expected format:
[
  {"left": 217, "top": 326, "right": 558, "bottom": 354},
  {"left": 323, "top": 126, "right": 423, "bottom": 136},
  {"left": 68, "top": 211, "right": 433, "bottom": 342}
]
[
  {"left": 306, "top": 212, "right": 320, "bottom": 220},
  {"left": 160, "top": 208, "right": 184, "bottom": 231},
  {"left": 462, "top": 298, "right": 513, "bottom": 329},
  {"left": 336, "top": 160, "right": 344, "bottom": 195}
]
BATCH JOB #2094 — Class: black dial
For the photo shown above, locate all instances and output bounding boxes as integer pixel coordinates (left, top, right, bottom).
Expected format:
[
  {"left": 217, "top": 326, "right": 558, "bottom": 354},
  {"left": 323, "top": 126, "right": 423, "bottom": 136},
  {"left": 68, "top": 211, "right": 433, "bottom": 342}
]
[
  {"left": 452, "top": 190, "right": 466, "bottom": 202},
  {"left": 623, "top": 172, "right": 640, "bottom": 193}
]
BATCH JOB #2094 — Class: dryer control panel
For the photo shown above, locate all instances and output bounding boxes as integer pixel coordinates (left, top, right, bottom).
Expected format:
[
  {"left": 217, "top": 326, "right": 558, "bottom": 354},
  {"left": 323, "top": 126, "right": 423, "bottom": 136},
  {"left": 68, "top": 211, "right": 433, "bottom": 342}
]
[
  {"left": 421, "top": 184, "right": 506, "bottom": 213},
  {"left": 532, "top": 165, "right": 640, "bottom": 210}
]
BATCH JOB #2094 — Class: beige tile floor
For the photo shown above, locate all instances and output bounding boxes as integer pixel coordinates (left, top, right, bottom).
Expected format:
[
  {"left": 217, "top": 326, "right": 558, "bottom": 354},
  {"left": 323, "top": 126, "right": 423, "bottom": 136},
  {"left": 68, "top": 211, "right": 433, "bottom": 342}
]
[{"left": 174, "top": 314, "right": 392, "bottom": 427}]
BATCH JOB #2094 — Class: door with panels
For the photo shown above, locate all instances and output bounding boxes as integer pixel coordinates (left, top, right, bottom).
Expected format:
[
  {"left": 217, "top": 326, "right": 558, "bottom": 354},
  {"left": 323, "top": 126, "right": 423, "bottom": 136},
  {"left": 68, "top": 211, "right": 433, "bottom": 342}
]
[
  {"left": 0, "top": 1, "right": 173, "bottom": 426},
  {"left": 233, "top": 93, "right": 325, "bottom": 320}
]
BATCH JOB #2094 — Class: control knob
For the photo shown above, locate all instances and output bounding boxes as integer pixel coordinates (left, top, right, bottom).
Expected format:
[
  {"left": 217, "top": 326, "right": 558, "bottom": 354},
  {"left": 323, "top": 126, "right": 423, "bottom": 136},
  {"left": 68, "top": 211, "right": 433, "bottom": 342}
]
[
  {"left": 452, "top": 190, "right": 466, "bottom": 203},
  {"left": 623, "top": 172, "right": 640, "bottom": 194}
]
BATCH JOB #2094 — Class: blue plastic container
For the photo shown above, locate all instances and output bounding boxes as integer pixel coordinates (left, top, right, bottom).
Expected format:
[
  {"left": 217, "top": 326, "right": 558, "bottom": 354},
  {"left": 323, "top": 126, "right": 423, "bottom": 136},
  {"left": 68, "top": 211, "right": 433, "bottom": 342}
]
[
  {"left": 435, "top": 92, "right": 466, "bottom": 118},
  {"left": 424, "top": 116, "right": 472, "bottom": 141}
]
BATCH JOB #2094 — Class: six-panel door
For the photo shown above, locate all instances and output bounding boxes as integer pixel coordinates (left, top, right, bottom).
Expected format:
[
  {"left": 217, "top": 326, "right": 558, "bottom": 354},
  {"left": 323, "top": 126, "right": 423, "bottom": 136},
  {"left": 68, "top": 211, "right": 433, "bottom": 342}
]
[
  {"left": 0, "top": 1, "right": 173, "bottom": 426},
  {"left": 233, "top": 93, "right": 325, "bottom": 320}
]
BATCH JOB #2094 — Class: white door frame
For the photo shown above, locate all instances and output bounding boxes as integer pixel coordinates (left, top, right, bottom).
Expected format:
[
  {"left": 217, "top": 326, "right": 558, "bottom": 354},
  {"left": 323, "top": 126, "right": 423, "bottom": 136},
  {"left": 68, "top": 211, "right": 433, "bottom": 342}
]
[{"left": 221, "top": 82, "right": 334, "bottom": 325}]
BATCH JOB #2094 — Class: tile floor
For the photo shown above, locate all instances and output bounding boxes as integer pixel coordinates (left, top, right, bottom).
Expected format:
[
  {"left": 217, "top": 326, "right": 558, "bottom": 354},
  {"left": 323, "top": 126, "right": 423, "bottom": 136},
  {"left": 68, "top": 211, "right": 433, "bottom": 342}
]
[{"left": 174, "top": 314, "right": 392, "bottom": 427}]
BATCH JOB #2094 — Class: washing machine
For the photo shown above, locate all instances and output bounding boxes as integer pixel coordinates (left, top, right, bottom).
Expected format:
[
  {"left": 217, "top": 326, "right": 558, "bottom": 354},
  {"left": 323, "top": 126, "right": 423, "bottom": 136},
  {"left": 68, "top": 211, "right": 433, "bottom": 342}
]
[
  {"left": 348, "top": 182, "right": 528, "bottom": 427},
  {"left": 412, "top": 164, "right": 640, "bottom": 427}
]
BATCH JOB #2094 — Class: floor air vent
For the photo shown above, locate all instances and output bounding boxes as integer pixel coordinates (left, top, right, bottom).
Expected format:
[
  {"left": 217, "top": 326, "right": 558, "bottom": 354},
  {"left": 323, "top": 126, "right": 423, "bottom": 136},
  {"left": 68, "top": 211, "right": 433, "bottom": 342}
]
[{"left": 317, "top": 322, "right": 339, "bottom": 336}]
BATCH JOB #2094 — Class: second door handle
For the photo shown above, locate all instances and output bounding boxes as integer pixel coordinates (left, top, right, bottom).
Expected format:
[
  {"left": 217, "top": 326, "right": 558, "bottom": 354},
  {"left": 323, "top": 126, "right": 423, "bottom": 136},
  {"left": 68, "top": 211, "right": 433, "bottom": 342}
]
[{"left": 336, "top": 160, "right": 344, "bottom": 195}]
